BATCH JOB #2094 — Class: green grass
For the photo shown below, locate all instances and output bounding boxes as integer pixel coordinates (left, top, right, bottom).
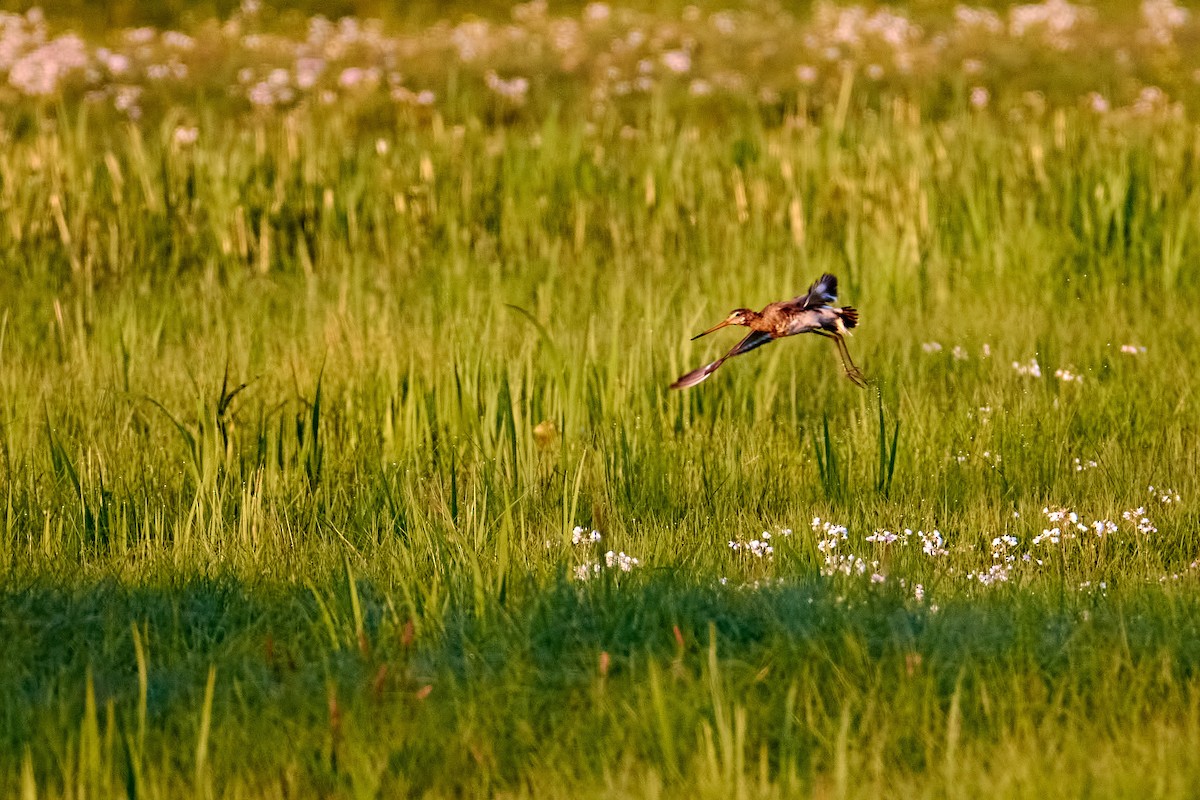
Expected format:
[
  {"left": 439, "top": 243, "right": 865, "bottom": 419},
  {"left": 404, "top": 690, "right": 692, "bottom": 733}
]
[
  {"left": 3, "top": 1, "right": 1200, "bottom": 797},
  {"left": 9, "top": 578, "right": 1200, "bottom": 798}
]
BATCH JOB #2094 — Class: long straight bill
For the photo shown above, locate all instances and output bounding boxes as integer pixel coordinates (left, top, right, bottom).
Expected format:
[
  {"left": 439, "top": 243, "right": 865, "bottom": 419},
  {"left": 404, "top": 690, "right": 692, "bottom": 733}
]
[{"left": 691, "top": 319, "right": 731, "bottom": 340}]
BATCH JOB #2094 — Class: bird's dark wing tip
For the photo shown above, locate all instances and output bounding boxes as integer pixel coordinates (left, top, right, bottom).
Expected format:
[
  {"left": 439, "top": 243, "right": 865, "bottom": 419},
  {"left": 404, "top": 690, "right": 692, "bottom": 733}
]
[
  {"left": 790, "top": 273, "right": 840, "bottom": 309},
  {"left": 808, "top": 273, "right": 838, "bottom": 305}
]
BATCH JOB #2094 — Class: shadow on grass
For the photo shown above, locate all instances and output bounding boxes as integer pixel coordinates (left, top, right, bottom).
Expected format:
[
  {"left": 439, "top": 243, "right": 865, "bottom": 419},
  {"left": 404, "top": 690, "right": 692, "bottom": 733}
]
[{"left": 3, "top": 573, "right": 1200, "bottom": 793}]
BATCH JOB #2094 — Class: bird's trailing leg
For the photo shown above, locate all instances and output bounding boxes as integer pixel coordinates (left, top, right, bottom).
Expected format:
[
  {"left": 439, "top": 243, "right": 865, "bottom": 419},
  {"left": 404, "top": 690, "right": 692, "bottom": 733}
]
[
  {"left": 836, "top": 335, "right": 868, "bottom": 387},
  {"left": 815, "top": 330, "right": 867, "bottom": 388}
]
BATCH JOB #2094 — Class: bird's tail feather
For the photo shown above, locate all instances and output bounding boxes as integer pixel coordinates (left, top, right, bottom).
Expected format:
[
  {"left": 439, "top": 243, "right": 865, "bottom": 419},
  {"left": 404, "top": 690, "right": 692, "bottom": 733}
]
[{"left": 838, "top": 306, "right": 859, "bottom": 329}]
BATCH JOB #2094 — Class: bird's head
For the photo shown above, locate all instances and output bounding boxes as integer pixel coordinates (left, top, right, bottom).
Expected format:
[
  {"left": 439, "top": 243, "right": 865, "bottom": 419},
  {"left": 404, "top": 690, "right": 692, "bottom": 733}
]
[{"left": 692, "top": 308, "right": 755, "bottom": 340}]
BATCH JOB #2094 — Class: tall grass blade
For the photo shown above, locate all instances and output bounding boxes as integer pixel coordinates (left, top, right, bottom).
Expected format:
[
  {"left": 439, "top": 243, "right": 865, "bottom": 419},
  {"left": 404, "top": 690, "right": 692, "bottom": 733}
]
[
  {"left": 814, "top": 413, "right": 844, "bottom": 501},
  {"left": 876, "top": 394, "right": 901, "bottom": 496},
  {"left": 647, "top": 659, "right": 679, "bottom": 778},
  {"left": 194, "top": 666, "right": 217, "bottom": 799},
  {"left": 304, "top": 366, "right": 324, "bottom": 491}
]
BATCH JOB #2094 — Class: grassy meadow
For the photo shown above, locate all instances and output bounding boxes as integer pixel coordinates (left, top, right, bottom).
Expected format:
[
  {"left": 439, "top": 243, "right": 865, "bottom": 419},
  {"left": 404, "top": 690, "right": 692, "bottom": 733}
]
[{"left": 3, "top": 0, "right": 1200, "bottom": 796}]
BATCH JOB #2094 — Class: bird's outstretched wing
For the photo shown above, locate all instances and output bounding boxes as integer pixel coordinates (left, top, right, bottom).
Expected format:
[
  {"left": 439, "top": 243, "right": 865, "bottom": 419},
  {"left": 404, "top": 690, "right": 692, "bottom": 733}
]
[
  {"left": 790, "top": 273, "right": 838, "bottom": 309},
  {"left": 670, "top": 330, "right": 774, "bottom": 389}
]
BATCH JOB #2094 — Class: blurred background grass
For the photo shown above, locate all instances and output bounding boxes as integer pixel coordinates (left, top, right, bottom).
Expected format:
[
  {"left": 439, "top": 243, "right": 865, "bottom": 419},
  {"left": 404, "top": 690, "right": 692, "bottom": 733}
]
[{"left": 0, "top": 0, "right": 1161, "bottom": 28}]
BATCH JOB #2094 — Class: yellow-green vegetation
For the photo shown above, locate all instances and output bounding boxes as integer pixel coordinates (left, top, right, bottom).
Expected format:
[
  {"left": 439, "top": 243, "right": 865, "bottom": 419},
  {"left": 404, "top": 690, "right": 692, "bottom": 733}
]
[{"left": 3, "top": 1, "right": 1200, "bottom": 797}]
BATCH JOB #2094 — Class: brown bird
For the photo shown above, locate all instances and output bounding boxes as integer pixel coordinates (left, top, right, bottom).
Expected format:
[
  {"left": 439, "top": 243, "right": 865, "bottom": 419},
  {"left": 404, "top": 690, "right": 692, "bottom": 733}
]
[{"left": 670, "top": 273, "right": 866, "bottom": 390}]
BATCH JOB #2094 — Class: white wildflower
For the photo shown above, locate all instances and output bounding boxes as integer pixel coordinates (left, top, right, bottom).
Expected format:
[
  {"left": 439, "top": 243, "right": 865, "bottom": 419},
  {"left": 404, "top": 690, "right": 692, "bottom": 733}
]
[
  {"left": 1149, "top": 485, "right": 1181, "bottom": 504},
  {"left": 1013, "top": 358, "right": 1042, "bottom": 377},
  {"left": 173, "top": 126, "right": 199, "bottom": 146},
  {"left": 661, "top": 49, "right": 691, "bottom": 74},
  {"left": 1054, "top": 367, "right": 1083, "bottom": 383}
]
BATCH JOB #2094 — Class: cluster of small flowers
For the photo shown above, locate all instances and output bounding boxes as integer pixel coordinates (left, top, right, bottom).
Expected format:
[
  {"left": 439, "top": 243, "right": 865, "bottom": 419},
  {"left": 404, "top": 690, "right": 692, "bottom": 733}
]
[
  {"left": 1035, "top": 506, "right": 1109, "bottom": 544},
  {"left": 812, "top": 517, "right": 848, "bottom": 552},
  {"left": 1038, "top": 504, "right": 1152, "bottom": 547},
  {"left": 1149, "top": 485, "right": 1181, "bottom": 504},
  {"left": 1086, "top": 92, "right": 1111, "bottom": 113},
  {"left": 242, "top": 66, "right": 296, "bottom": 106},
  {"left": 969, "top": 563, "right": 1011, "bottom": 586},
  {"left": 1034, "top": 508, "right": 1070, "bottom": 544},
  {"left": 572, "top": 549, "right": 641, "bottom": 581},
  {"left": 981, "top": 450, "right": 1002, "bottom": 468},
  {"left": 0, "top": 0, "right": 1196, "bottom": 126},
  {"left": 1041, "top": 503, "right": 1142, "bottom": 546},
  {"left": 173, "top": 125, "right": 199, "bottom": 146},
  {"left": 1156, "top": 562, "right": 1200, "bottom": 582},
  {"left": 1012, "top": 358, "right": 1042, "bottom": 378},
  {"left": 967, "top": 405, "right": 993, "bottom": 425},
  {"left": 1054, "top": 367, "right": 1083, "bottom": 383},
  {"left": 660, "top": 49, "right": 691, "bottom": 74},
  {"left": 1161, "top": 560, "right": 1200, "bottom": 585},
  {"left": 809, "top": 3, "right": 922, "bottom": 64},
  {"left": 1073, "top": 457, "right": 1098, "bottom": 472},
  {"left": 1122, "top": 507, "right": 1157, "bottom": 534},
  {"left": 921, "top": 341, "right": 973, "bottom": 361},
  {"left": 968, "top": 533, "right": 1019, "bottom": 586},
  {"left": 729, "top": 531, "right": 775, "bottom": 558},
  {"left": 849, "top": 491, "right": 1179, "bottom": 593},
  {"left": 919, "top": 529, "right": 947, "bottom": 556},
  {"left": 484, "top": 70, "right": 530, "bottom": 103},
  {"left": 1130, "top": 86, "right": 1182, "bottom": 117},
  {"left": 822, "top": 553, "right": 877, "bottom": 577},
  {"left": 1032, "top": 526, "right": 1064, "bottom": 545},
  {"left": 572, "top": 526, "right": 602, "bottom": 545},
  {"left": 1141, "top": 0, "right": 1190, "bottom": 46},
  {"left": 863, "top": 527, "right": 946, "bottom": 557},
  {"left": 1008, "top": 0, "right": 1097, "bottom": 50},
  {"left": 992, "top": 534, "right": 1019, "bottom": 559},
  {"left": 0, "top": 10, "right": 89, "bottom": 96},
  {"left": 1120, "top": 344, "right": 1147, "bottom": 355},
  {"left": 954, "top": 7, "right": 1003, "bottom": 34},
  {"left": 605, "top": 550, "right": 640, "bottom": 571},
  {"left": 811, "top": 517, "right": 879, "bottom": 577}
]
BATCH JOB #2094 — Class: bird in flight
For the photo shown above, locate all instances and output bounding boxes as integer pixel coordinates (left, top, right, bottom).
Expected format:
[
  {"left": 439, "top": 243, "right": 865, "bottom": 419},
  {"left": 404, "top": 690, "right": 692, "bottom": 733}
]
[{"left": 670, "top": 273, "right": 867, "bottom": 390}]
